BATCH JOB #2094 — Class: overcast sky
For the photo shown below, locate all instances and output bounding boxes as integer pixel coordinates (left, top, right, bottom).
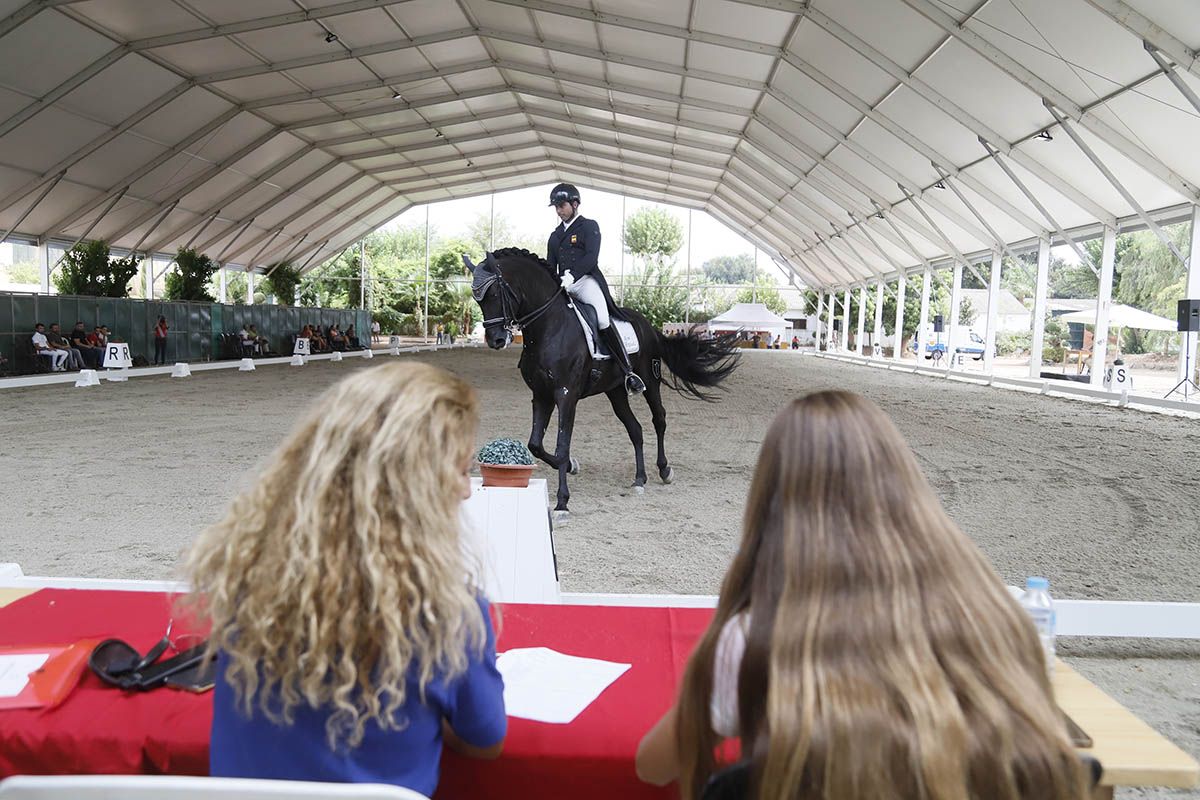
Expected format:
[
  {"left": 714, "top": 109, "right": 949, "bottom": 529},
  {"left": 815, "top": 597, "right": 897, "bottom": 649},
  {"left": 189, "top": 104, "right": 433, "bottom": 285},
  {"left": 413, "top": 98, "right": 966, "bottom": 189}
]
[{"left": 381, "top": 182, "right": 790, "bottom": 286}]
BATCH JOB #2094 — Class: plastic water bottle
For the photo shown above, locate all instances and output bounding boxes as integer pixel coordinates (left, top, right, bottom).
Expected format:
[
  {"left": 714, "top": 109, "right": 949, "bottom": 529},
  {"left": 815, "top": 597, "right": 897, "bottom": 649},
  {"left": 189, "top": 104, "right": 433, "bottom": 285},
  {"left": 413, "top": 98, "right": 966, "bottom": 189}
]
[{"left": 1021, "top": 577, "right": 1056, "bottom": 676}]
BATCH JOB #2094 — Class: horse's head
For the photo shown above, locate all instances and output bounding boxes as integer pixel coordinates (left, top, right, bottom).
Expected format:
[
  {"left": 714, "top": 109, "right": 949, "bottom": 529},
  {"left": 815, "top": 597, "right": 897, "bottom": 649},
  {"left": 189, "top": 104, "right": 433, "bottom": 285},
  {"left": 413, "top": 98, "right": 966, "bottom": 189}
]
[{"left": 465, "top": 252, "right": 513, "bottom": 350}]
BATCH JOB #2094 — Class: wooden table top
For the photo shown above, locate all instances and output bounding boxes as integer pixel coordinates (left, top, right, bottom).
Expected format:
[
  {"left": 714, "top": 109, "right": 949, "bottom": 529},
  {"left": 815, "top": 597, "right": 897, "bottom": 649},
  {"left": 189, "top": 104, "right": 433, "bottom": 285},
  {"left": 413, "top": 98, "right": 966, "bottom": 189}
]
[{"left": 1055, "top": 660, "right": 1198, "bottom": 789}]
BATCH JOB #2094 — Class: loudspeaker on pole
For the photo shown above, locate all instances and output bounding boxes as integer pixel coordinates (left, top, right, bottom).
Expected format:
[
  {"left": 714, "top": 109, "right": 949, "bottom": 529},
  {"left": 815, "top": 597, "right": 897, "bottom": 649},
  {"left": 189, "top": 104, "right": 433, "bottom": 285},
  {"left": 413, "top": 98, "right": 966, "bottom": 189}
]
[
  {"left": 933, "top": 314, "right": 944, "bottom": 333},
  {"left": 1177, "top": 299, "right": 1200, "bottom": 333}
]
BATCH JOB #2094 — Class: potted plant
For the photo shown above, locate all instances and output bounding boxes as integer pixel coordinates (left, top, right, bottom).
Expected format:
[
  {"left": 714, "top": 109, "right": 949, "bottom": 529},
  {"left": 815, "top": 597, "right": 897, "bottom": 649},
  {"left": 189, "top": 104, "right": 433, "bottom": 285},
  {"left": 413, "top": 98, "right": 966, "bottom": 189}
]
[{"left": 477, "top": 438, "right": 535, "bottom": 488}]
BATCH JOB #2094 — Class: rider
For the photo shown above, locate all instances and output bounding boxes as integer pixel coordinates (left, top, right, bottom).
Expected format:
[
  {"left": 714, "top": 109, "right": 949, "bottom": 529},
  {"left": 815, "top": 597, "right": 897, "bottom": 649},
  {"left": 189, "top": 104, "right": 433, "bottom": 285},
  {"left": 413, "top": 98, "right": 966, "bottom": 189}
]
[{"left": 546, "top": 183, "right": 646, "bottom": 395}]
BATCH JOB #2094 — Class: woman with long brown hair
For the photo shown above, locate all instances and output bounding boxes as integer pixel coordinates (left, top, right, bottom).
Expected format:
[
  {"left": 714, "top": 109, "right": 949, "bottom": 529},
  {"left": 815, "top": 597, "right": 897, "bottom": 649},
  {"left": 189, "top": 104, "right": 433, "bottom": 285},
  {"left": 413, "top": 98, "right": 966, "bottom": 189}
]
[
  {"left": 187, "top": 362, "right": 505, "bottom": 796},
  {"left": 636, "top": 390, "right": 1089, "bottom": 800}
]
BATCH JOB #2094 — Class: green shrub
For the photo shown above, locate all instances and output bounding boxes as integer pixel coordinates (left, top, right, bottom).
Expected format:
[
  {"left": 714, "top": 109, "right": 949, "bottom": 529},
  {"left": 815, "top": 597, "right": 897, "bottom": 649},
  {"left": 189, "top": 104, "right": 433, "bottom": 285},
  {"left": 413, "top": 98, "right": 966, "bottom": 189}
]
[
  {"left": 54, "top": 240, "right": 138, "bottom": 297},
  {"left": 996, "top": 330, "right": 1031, "bottom": 357},
  {"left": 477, "top": 438, "right": 533, "bottom": 465},
  {"left": 163, "top": 247, "right": 217, "bottom": 301},
  {"left": 1042, "top": 316, "right": 1069, "bottom": 365}
]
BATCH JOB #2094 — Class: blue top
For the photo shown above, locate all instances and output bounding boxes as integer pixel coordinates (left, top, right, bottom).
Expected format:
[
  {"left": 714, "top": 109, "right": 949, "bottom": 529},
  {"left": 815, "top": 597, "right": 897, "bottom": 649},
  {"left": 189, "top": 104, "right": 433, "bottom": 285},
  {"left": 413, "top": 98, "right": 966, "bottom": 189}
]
[
  {"left": 1026, "top": 576, "right": 1049, "bottom": 590},
  {"left": 209, "top": 598, "right": 506, "bottom": 797}
]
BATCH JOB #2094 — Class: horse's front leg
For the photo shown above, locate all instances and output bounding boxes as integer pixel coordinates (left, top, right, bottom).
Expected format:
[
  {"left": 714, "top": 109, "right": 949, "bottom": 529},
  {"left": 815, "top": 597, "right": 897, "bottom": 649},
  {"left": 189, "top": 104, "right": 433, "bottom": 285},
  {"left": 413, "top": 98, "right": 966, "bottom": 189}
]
[
  {"left": 551, "top": 389, "right": 579, "bottom": 513},
  {"left": 527, "top": 392, "right": 560, "bottom": 469}
]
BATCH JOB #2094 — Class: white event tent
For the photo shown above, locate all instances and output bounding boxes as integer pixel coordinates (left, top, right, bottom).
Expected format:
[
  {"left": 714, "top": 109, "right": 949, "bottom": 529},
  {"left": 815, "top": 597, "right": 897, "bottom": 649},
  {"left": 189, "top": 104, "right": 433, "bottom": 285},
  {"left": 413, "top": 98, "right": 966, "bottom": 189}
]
[
  {"left": 705, "top": 303, "right": 788, "bottom": 339},
  {"left": 0, "top": 0, "right": 1198, "bottom": 386}
]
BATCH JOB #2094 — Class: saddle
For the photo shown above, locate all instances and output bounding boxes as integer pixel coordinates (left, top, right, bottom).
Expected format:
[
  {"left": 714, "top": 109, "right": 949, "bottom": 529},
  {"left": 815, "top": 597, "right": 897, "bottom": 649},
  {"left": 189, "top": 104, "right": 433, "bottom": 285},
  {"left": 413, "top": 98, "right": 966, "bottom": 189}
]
[{"left": 568, "top": 301, "right": 640, "bottom": 360}]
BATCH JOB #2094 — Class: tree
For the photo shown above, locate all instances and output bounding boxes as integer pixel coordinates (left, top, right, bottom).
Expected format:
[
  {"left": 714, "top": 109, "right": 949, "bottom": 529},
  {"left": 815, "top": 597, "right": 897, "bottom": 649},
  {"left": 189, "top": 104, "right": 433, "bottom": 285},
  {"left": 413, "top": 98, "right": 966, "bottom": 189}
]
[
  {"left": 54, "top": 240, "right": 139, "bottom": 297},
  {"left": 734, "top": 277, "right": 787, "bottom": 315},
  {"left": 623, "top": 207, "right": 684, "bottom": 268},
  {"left": 263, "top": 261, "right": 301, "bottom": 305},
  {"left": 465, "top": 211, "right": 544, "bottom": 257},
  {"left": 163, "top": 248, "right": 217, "bottom": 302},
  {"left": 622, "top": 260, "right": 689, "bottom": 329},
  {"left": 702, "top": 253, "right": 757, "bottom": 285}
]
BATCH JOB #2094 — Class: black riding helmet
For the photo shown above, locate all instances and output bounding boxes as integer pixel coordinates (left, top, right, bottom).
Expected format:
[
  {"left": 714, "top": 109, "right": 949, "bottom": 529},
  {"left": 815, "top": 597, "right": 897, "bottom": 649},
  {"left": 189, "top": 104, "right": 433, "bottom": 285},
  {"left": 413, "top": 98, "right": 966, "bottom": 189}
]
[{"left": 548, "top": 183, "right": 581, "bottom": 206}]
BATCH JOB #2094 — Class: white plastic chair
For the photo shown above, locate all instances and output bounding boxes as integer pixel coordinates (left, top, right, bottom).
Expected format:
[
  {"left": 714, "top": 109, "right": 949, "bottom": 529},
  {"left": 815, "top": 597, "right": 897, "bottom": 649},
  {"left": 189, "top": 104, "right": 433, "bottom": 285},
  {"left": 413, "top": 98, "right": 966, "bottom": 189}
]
[{"left": 0, "top": 775, "right": 430, "bottom": 800}]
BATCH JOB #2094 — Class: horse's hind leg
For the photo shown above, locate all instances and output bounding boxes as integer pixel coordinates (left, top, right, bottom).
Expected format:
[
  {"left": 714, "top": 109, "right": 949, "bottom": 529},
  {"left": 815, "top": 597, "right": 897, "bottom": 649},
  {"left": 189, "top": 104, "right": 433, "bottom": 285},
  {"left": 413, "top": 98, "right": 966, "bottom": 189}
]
[
  {"left": 605, "top": 387, "right": 647, "bottom": 491},
  {"left": 642, "top": 378, "right": 673, "bottom": 484}
]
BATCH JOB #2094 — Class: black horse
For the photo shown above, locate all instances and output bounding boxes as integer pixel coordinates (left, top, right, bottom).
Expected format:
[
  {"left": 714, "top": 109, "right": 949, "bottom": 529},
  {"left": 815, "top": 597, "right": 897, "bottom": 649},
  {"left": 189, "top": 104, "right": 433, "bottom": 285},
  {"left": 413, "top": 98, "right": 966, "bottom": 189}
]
[{"left": 466, "top": 248, "right": 739, "bottom": 515}]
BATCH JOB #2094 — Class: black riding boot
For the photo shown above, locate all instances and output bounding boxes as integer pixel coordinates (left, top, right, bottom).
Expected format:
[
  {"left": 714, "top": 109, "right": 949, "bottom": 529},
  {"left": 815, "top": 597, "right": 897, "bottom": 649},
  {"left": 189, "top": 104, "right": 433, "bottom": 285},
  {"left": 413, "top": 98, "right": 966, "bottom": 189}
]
[{"left": 601, "top": 325, "right": 646, "bottom": 395}]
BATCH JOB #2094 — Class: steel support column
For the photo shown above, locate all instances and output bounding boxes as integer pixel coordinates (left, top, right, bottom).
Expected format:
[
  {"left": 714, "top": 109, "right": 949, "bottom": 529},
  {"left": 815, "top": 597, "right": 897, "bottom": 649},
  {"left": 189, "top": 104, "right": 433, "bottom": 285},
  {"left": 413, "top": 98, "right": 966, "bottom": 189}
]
[
  {"left": 1181, "top": 205, "right": 1200, "bottom": 383},
  {"left": 841, "top": 289, "right": 851, "bottom": 352},
  {"left": 815, "top": 291, "right": 825, "bottom": 351},
  {"left": 219, "top": 268, "right": 227, "bottom": 304},
  {"left": 1090, "top": 227, "right": 1117, "bottom": 387},
  {"left": 37, "top": 239, "right": 48, "bottom": 294},
  {"left": 894, "top": 275, "right": 907, "bottom": 361},
  {"left": 856, "top": 286, "right": 867, "bottom": 356},
  {"left": 873, "top": 282, "right": 884, "bottom": 357},
  {"left": 917, "top": 267, "right": 932, "bottom": 361},
  {"left": 246, "top": 270, "right": 255, "bottom": 306},
  {"left": 984, "top": 250, "right": 1001, "bottom": 374},
  {"left": 1030, "top": 237, "right": 1050, "bottom": 379},
  {"left": 947, "top": 262, "right": 963, "bottom": 370}
]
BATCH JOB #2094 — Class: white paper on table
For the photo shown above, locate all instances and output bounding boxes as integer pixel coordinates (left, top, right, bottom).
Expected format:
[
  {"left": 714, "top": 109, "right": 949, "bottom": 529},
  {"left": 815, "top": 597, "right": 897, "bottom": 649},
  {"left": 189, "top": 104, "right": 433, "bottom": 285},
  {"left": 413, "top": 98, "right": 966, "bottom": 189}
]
[
  {"left": 0, "top": 653, "right": 49, "bottom": 698},
  {"left": 496, "top": 647, "right": 631, "bottom": 724}
]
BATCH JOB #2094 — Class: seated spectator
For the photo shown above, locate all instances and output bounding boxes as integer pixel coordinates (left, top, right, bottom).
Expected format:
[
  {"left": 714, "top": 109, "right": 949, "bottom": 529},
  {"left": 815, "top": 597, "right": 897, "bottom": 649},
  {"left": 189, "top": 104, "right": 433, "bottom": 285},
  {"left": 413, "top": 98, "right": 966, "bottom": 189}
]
[
  {"left": 635, "top": 391, "right": 1090, "bottom": 800},
  {"left": 247, "top": 325, "right": 270, "bottom": 355},
  {"left": 31, "top": 323, "right": 67, "bottom": 371},
  {"left": 71, "top": 321, "right": 103, "bottom": 368},
  {"left": 46, "top": 323, "right": 83, "bottom": 370},
  {"left": 309, "top": 324, "right": 328, "bottom": 352},
  {"left": 345, "top": 325, "right": 361, "bottom": 349},
  {"left": 238, "top": 326, "right": 255, "bottom": 356},
  {"left": 187, "top": 363, "right": 505, "bottom": 796},
  {"left": 328, "top": 325, "right": 347, "bottom": 351}
]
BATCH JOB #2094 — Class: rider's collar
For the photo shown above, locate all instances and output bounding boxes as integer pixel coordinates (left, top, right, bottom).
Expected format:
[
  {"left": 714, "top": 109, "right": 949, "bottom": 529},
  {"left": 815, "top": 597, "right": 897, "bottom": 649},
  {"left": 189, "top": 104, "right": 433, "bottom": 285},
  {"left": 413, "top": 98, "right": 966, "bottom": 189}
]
[{"left": 560, "top": 214, "right": 579, "bottom": 231}]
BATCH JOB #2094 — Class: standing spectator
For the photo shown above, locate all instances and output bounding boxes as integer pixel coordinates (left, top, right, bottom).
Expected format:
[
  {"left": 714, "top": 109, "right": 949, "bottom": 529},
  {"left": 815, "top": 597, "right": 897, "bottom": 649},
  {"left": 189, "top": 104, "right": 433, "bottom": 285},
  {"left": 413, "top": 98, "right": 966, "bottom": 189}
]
[
  {"left": 790, "top": 335, "right": 799, "bottom": 350},
  {"left": 153, "top": 316, "right": 169, "bottom": 365},
  {"left": 370, "top": 319, "right": 381, "bottom": 344},
  {"left": 435, "top": 323, "right": 444, "bottom": 345},
  {"left": 31, "top": 323, "right": 67, "bottom": 371},
  {"left": 46, "top": 323, "right": 84, "bottom": 370},
  {"left": 189, "top": 363, "right": 505, "bottom": 796},
  {"left": 71, "top": 321, "right": 103, "bottom": 368}
]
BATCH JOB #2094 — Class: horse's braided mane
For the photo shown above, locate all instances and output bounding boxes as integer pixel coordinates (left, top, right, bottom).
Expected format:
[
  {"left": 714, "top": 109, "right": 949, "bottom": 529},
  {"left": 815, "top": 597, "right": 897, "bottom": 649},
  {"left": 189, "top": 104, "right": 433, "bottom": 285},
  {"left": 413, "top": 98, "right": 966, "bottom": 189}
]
[{"left": 492, "top": 247, "right": 551, "bottom": 269}]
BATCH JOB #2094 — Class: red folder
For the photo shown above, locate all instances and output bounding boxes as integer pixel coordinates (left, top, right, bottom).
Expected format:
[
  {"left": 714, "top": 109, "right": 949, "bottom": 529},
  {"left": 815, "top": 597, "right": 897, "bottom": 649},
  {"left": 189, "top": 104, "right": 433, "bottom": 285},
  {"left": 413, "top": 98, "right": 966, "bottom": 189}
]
[{"left": 0, "top": 640, "right": 98, "bottom": 711}]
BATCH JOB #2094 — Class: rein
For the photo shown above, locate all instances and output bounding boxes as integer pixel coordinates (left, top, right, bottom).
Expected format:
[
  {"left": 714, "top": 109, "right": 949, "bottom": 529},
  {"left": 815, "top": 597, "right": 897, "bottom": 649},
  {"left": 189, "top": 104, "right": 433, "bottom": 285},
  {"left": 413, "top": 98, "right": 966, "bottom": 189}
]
[{"left": 475, "top": 270, "right": 564, "bottom": 330}]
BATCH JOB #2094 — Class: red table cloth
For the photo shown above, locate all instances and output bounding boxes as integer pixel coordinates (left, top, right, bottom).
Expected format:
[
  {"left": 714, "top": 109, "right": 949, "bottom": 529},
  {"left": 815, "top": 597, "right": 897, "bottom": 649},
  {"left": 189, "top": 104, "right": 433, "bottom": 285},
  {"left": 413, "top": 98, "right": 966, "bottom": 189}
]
[{"left": 0, "top": 589, "right": 714, "bottom": 799}]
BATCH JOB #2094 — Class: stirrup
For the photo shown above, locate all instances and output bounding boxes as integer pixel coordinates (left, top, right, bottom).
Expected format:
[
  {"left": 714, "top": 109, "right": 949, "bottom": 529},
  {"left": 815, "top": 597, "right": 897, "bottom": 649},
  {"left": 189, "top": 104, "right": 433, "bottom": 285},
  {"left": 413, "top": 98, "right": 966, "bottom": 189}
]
[{"left": 625, "top": 372, "right": 646, "bottom": 395}]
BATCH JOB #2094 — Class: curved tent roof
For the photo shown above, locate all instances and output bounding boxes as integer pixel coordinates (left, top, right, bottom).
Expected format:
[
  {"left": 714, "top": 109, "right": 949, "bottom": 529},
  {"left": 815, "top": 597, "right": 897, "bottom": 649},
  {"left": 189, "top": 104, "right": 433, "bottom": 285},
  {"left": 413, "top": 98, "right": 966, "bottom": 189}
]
[
  {"left": 707, "top": 302, "right": 788, "bottom": 330},
  {"left": 0, "top": 0, "right": 1197, "bottom": 287}
]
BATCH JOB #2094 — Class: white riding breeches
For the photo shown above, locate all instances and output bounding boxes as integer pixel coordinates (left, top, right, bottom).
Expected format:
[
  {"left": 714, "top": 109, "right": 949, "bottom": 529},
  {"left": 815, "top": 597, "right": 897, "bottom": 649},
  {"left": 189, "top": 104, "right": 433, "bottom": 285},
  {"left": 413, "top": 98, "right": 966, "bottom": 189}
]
[{"left": 566, "top": 275, "right": 609, "bottom": 328}]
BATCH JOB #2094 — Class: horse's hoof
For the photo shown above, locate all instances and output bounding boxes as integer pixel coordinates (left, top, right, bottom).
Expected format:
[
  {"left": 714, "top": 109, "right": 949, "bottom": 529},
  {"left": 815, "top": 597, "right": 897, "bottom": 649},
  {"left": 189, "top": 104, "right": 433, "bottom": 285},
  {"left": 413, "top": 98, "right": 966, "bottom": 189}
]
[
  {"left": 661, "top": 467, "right": 674, "bottom": 484},
  {"left": 552, "top": 509, "right": 570, "bottom": 524},
  {"left": 631, "top": 484, "right": 645, "bottom": 495},
  {"left": 568, "top": 457, "right": 580, "bottom": 475}
]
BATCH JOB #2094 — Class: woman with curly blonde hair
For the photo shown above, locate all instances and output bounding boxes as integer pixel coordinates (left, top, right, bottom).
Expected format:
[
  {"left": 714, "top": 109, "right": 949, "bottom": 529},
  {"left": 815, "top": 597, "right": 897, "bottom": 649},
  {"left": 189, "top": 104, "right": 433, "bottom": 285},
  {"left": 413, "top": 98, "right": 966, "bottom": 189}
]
[
  {"left": 636, "top": 390, "right": 1091, "bottom": 800},
  {"left": 188, "top": 362, "right": 505, "bottom": 796}
]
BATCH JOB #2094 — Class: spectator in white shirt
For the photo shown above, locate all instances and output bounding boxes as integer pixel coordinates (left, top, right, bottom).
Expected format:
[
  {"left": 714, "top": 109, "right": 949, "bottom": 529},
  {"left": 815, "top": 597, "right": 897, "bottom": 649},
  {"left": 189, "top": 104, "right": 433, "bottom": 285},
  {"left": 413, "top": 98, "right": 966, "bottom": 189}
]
[{"left": 31, "top": 323, "right": 67, "bottom": 371}]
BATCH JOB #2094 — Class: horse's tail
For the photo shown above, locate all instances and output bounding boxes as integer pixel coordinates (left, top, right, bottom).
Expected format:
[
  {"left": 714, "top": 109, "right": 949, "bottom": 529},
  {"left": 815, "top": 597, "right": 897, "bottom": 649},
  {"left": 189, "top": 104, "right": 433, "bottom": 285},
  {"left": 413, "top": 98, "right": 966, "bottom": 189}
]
[{"left": 653, "top": 329, "right": 740, "bottom": 401}]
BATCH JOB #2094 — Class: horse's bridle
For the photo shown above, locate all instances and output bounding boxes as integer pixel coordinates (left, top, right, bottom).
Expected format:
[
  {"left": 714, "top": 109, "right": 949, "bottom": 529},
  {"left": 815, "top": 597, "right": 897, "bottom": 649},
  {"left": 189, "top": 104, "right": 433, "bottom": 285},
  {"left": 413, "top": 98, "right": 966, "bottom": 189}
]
[{"left": 473, "top": 269, "right": 563, "bottom": 331}]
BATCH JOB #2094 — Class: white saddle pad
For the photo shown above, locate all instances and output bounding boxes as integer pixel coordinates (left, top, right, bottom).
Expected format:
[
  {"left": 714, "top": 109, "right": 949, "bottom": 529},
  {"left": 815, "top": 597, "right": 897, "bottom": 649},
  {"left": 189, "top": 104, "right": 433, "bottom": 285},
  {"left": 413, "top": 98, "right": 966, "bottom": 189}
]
[{"left": 569, "top": 303, "right": 639, "bottom": 359}]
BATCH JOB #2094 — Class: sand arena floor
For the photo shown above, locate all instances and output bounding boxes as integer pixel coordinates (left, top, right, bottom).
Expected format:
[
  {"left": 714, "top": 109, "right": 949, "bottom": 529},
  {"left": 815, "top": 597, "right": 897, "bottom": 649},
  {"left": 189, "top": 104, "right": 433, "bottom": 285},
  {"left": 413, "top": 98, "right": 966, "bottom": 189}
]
[{"left": 1, "top": 346, "right": 1198, "bottom": 797}]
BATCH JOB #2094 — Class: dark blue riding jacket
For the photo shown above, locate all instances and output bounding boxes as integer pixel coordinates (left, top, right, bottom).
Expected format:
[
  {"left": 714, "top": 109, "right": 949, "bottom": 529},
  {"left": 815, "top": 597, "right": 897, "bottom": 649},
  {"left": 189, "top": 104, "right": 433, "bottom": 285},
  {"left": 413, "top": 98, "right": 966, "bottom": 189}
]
[{"left": 546, "top": 215, "right": 623, "bottom": 319}]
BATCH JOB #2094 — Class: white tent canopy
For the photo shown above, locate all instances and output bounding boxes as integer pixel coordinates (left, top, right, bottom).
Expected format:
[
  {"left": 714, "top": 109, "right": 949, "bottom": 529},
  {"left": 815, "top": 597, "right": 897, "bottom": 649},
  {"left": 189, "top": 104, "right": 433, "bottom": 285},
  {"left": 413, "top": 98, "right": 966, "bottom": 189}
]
[
  {"left": 0, "top": 0, "right": 1199, "bottom": 286},
  {"left": 706, "top": 303, "right": 788, "bottom": 333},
  {"left": 1058, "top": 305, "right": 1178, "bottom": 331}
]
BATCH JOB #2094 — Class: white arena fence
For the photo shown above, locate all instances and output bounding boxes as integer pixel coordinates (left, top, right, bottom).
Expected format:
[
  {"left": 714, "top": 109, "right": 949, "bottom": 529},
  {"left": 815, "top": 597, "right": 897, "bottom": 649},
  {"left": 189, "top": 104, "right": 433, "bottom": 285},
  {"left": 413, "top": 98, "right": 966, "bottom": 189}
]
[{"left": 809, "top": 350, "right": 1200, "bottom": 418}]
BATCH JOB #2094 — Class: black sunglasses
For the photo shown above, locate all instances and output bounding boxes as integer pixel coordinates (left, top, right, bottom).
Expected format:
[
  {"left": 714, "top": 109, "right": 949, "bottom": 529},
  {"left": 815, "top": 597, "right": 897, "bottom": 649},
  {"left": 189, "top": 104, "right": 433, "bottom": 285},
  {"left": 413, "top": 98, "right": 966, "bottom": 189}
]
[{"left": 89, "top": 619, "right": 210, "bottom": 691}]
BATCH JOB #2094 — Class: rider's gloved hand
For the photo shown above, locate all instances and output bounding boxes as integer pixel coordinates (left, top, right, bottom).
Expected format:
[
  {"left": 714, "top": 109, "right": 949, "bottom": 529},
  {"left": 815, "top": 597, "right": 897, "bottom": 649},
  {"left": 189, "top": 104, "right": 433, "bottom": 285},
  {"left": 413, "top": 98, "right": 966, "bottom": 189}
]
[{"left": 560, "top": 270, "right": 574, "bottom": 290}]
